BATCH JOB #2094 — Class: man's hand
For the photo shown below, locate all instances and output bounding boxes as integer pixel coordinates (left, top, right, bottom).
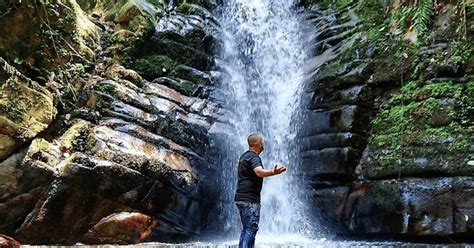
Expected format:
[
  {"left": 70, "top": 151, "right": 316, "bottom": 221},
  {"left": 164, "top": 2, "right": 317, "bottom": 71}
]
[
  {"left": 253, "top": 165, "right": 287, "bottom": 177},
  {"left": 273, "top": 165, "right": 287, "bottom": 175}
]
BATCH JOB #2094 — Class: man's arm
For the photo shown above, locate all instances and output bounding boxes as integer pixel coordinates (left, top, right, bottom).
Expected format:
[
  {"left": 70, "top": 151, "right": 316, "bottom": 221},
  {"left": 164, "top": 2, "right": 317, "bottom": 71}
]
[{"left": 253, "top": 165, "right": 287, "bottom": 178}]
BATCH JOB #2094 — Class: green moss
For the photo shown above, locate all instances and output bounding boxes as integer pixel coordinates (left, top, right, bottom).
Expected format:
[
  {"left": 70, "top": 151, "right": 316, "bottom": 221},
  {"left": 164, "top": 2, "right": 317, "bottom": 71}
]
[
  {"left": 456, "top": 80, "right": 474, "bottom": 125},
  {"left": 387, "top": 80, "right": 464, "bottom": 105},
  {"left": 450, "top": 42, "right": 474, "bottom": 67},
  {"left": 368, "top": 182, "right": 403, "bottom": 214},
  {"left": 422, "top": 82, "right": 463, "bottom": 99},
  {"left": 391, "top": 6, "right": 414, "bottom": 32},
  {"left": 306, "top": 0, "right": 353, "bottom": 9},
  {"left": 127, "top": 55, "right": 177, "bottom": 80},
  {"left": 103, "top": 0, "right": 130, "bottom": 21},
  {"left": 312, "top": 0, "right": 471, "bottom": 88},
  {"left": 0, "top": 79, "right": 25, "bottom": 123},
  {"left": 94, "top": 81, "right": 116, "bottom": 97},
  {"left": 368, "top": 79, "right": 472, "bottom": 170},
  {"left": 176, "top": 3, "right": 208, "bottom": 16},
  {"left": 354, "top": 0, "right": 390, "bottom": 40}
]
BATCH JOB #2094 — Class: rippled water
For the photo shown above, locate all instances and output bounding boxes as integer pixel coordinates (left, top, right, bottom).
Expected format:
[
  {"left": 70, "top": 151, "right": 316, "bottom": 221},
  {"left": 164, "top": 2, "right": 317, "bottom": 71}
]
[{"left": 24, "top": 236, "right": 472, "bottom": 248}]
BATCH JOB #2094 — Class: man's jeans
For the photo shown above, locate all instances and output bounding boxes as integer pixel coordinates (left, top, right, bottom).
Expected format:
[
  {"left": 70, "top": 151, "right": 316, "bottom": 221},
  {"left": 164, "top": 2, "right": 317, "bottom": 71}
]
[{"left": 235, "top": 201, "right": 261, "bottom": 248}]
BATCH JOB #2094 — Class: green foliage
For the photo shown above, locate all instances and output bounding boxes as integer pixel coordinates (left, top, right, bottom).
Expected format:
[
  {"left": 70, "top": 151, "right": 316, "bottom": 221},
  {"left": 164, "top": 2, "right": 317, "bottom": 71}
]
[
  {"left": 369, "top": 79, "right": 472, "bottom": 169},
  {"left": 467, "top": 2, "right": 474, "bottom": 20},
  {"left": 455, "top": 80, "right": 474, "bottom": 126},
  {"left": 392, "top": 6, "right": 414, "bottom": 32},
  {"left": 176, "top": 3, "right": 209, "bottom": 16},
  {"left": 413, "top": 0, "right": 434, "bottom": 37},
  {"left": 127, "top": 55, "right": 178, "bottom": 81},
  {"left": 355, "top": 0, "right": 390, "bottom": 35},
  {"left": 368, "top": 182, "right": 403, "bottom": 214},
  {"left": 315, "top": 0, "right": 353, "bottom": 9},
  {"left": 450, "top": 42, "right": 473, "bottom": 67},
  {"left": 94, "top": 82, "right": 116, "bottom": 97},
  {"left": 390, "top": 0, "right": 434, "bottom": 38}
]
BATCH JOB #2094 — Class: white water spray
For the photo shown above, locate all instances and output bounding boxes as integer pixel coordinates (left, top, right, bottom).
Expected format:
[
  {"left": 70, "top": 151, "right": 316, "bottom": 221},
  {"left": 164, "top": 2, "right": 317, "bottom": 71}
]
[{"left": 213, "top": 0, "right": 314, "bottom": 238}]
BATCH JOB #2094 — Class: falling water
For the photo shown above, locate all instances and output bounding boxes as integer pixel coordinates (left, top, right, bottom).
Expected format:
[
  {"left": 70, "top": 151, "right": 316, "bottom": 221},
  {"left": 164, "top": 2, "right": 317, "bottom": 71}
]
[{"left": 212, "top": 0, "right": 314, "bottom": 239}]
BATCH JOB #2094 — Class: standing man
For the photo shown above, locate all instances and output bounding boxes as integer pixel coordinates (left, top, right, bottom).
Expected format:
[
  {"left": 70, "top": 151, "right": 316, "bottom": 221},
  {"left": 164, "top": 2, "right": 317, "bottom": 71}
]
[{"left": 234, "top": 133, "right": 287, "bottom": 248}]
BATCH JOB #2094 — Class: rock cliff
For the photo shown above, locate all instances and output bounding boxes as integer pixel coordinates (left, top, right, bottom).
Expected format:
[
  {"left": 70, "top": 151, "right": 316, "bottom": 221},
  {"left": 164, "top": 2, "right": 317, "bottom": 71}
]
[
  {"left": 302, "top": 0, "right": 474, "bottom": 240},
  {"left": 0, "top": 0, "right": 221, "bottom": 244}
]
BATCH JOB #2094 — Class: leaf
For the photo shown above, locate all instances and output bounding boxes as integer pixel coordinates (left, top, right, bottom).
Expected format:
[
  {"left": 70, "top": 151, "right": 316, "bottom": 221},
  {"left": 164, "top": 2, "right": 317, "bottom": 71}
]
[{"left": 413, "top": 0, "right": 434, "bottom": 37}]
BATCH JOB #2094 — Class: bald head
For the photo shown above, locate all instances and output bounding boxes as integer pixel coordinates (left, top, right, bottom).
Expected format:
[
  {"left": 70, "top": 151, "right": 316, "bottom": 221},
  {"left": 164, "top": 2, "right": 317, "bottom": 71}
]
[{"left": 247, "top": 133, "right": 264, "bottom": 148}]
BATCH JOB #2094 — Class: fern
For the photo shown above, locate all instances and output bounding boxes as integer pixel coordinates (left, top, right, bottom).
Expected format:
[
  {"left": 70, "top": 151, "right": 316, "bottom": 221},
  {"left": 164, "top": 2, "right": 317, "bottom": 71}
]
[
  {"left": 413, "top": 0, "right": 434, "bottom": 37},
  {"left": 394, "top": 6, "right": 414, "bottom": 31},
  {"left": 468, "top": 3, "right": 474, "bottom": 17}
]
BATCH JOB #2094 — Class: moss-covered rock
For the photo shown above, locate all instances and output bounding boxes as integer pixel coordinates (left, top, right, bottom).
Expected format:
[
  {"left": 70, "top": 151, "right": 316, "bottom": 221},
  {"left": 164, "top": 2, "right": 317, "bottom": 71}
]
[
  {"left": 127, "top": 55, "right": 177, "bottom": 80},
  {"left": 0, "top": 0, "right": 99, "bottom": 78},
  {"left": 110, "top": 0, "right": 163, "bottom": 52},
  {"left": 0, "top": 59, "right": 57, "bottom": 160},
  {"left": 367, "top": 181, "right": 403, "bottom": 214},
  {"left": 0, "top": 0, "right": 219, "bottom": 244},
  {"left": 361, "top": 79, "right": 473, "bottom": 178},
  {"left": 152, "top": 77, "right": 200, "bottom": 96},
  {"left": 306, "top": 0, "right": 474, "bottom": 238},
  {"left": 58, "top": 119, "right": 93, "bottom": 152}
]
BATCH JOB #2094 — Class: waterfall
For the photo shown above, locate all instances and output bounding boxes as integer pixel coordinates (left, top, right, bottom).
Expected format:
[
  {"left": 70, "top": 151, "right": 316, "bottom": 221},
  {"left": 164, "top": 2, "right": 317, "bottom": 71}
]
[{"left": 212, "top": 0, "right": 315, "bottom": 239}]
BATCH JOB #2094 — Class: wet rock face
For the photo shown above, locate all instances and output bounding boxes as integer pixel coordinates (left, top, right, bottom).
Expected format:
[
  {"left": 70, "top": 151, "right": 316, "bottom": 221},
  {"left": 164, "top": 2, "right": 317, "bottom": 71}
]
[
  {"left": 303, "top": 1, "right": 473, "bottom": 239},
  {"left": 315, "top": 178, "right": 474, "bottom": 236},
  {"left": 0, "top": 0, "right": 220, "bottom": 245},
  {"left": 0, "top": 235, "right": 20, "bottom": 248}
]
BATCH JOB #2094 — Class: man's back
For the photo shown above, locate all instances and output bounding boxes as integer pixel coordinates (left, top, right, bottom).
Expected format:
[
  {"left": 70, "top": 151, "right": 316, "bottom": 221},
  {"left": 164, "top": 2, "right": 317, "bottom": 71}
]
[
  {"left": 234, "top": 150, "right": 264, "bottom": 203},
  {"left": 234, "top": 133, "right": 286, "bottom": 247}
]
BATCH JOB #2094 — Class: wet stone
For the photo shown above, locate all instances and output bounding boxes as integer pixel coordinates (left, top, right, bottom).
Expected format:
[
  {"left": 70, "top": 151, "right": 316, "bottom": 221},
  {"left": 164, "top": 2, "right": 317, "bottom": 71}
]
[
  {"left": 300, "top": 105, "right": 373, "bottom": 137},
  {"left": 301, "top": 147, "right": 361, "bottom": 179}
]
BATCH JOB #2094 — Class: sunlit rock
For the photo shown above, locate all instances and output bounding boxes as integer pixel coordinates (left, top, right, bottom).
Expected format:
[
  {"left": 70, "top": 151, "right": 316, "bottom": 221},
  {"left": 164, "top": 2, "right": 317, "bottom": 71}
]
[
  {"left": 0, "top": 60, "right": 57, "bottom": 160},
  {"left": 82, "top": 212, "right": 159, "bottom": 244},
  {"left": 0, "top": 234, "right": 20, "bottom": 248}
]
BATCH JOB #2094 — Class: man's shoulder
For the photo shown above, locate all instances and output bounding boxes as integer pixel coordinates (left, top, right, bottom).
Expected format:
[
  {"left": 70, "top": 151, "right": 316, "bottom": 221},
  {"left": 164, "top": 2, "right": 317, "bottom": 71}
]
[{"left": 240, "top": 150, "right": 259, "bottom": 160}]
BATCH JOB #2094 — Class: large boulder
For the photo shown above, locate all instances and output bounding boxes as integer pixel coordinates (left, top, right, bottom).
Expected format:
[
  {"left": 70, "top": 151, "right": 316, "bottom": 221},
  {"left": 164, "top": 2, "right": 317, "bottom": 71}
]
[
  {"left": 0, "top": 59, "right": 57, "bottom": 160},
  {"left": 0, "top": 0, "right": 98, "bottom": 71},
  {"left": 0, "top": 234, "right": 20, "bottom": 248},
  {"left": 82, "top": 212, "right": 159, "bottom": 244},
  {"left": 0, "top": 138, "right": 58, "bottom": 235}
]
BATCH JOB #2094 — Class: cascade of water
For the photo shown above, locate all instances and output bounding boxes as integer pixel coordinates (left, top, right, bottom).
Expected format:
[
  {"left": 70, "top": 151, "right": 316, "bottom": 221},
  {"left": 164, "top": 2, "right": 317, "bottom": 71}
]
[{"left": 212, "top": 0, "right": 315, "bottom": 238}]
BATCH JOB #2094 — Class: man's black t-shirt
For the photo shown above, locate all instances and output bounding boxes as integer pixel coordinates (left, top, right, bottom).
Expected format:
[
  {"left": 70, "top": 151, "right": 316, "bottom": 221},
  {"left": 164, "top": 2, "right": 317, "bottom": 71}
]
[{"left": 234, "top": 150, "right": 264, "bottom": 203}]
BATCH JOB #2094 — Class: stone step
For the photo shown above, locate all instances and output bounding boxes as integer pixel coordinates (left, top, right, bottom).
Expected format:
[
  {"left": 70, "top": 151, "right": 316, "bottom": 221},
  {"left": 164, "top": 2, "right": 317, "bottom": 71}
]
[
  {"left": 301, "top": 147, "right": 361, "bottom": 179},
  {"left": 300, "top": 105, "right": 372, "bottom": 137},
  {"left": 310, "top": 84, "right": 374, "bottom": 111},
  {"left": 300, "top": 132, "right": 366, "bottom": 151},
  {"left": 358, "top": 145, "right": 474, "bottom": 180}
]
